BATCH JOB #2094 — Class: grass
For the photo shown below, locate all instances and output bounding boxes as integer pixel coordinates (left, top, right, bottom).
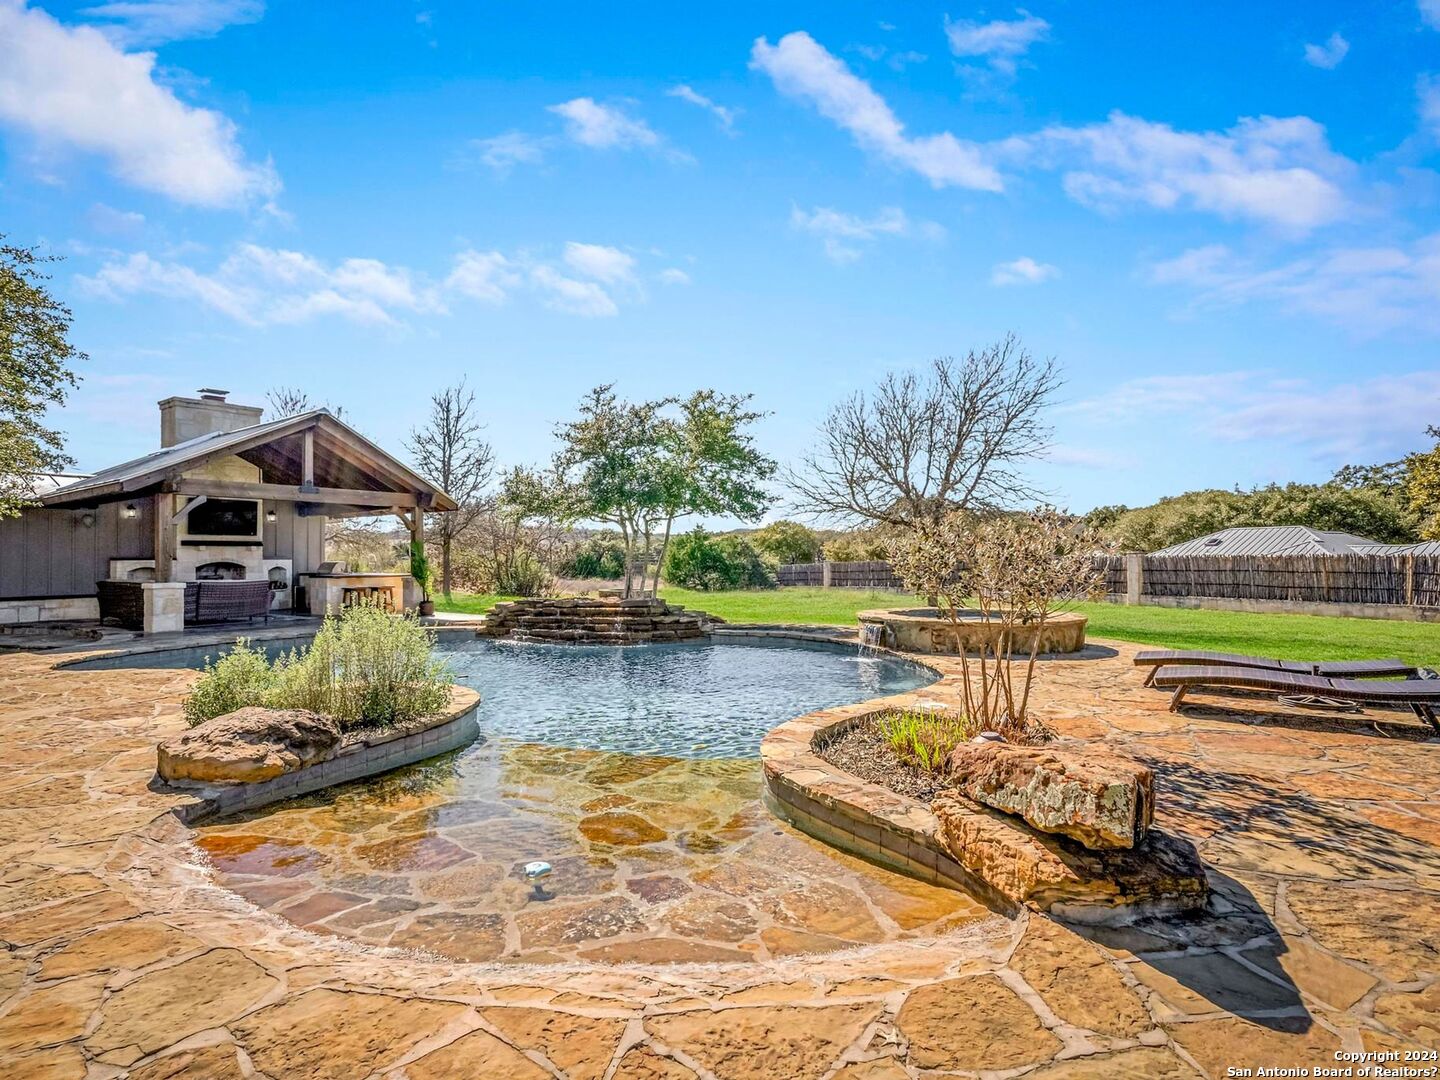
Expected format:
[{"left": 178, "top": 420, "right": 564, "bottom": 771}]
[
  {"left": 437, "top": 586, "right": 1440, "bottom": 668},
  {"left": 434, "top": 593, "right": 516, "bottom": 616}
]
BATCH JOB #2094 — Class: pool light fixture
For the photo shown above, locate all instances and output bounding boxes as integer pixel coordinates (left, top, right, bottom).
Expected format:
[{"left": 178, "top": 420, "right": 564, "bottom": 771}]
[{"left": 523, "top": 860, "right": 553, "bottom": 900}]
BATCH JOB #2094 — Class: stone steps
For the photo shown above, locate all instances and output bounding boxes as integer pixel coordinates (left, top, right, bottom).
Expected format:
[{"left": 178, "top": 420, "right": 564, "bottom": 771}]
[{"left": 478, "top": 596, "right": 711, "bottom": 645}]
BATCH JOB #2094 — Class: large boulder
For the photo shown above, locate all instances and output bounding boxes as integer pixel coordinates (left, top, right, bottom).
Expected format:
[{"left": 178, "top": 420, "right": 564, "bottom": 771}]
[
  {"left": 157, "top": 708, "right": 341, "bottom": 784},
  {"left": 932, "top": 793, "right": 1207, "bottom": 920},
  {"left": 945, "top": 742, "right": 1152, "bottom": 850}
]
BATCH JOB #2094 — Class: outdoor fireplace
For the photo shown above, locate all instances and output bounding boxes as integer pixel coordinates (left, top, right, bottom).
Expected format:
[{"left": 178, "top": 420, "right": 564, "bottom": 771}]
[{"left": 195, "top": 561, "right": 246, "bottom": 580}]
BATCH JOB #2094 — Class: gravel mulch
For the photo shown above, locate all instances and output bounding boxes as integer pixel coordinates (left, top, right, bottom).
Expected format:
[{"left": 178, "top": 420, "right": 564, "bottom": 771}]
[{"left": 817, "top": 719, "right": 948, "bottom": 803}]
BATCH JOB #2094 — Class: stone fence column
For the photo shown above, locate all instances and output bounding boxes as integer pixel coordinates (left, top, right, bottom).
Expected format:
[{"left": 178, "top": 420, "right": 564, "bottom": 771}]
[
  {"left": 1124, "top": 553, "right": 1144, "bottom": 606},
  {"left": 141, "top": 581, "right": 187, "bottom": 634}
]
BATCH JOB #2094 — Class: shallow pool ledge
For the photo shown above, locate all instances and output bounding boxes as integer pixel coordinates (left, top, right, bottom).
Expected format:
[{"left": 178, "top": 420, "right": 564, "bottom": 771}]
[
  {"left": 167, "top": 685, "right": 481, "bottom": 825},
  {"left": 759, "top": 694, "right": 1016, "bottom": 917}
]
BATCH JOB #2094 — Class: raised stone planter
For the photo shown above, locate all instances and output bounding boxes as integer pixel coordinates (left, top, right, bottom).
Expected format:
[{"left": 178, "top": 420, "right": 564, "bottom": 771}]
[
  {"left": 857, "top": 608, "right": 1088, "bottom": 656},
  {"left": 167, "top": 686, "right": 481, "bottom": 823},
  {"left": 761, "top": 677, "right": 1209, "bottom": 924}
]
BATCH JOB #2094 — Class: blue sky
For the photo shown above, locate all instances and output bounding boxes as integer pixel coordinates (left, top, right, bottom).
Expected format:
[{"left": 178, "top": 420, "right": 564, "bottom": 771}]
[{"left": 3, "top": 0, "right": 1439, "bottom": 518}]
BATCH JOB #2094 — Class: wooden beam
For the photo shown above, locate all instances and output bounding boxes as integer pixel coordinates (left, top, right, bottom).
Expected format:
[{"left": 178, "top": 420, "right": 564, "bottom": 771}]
[
  {"left": 170, "top": 495, "right": 206, "bottom": 525},
  {"left": 165, "top": 478, "right": 419, "bottom": 508}
]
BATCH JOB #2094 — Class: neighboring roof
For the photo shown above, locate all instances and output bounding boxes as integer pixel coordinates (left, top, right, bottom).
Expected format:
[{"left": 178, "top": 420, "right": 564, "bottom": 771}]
[
  {"left": 40, "top": 410, "right": 457, "bottom": 511},
  {"left": 22, "top": 473, "right": 91, "bottom": 496},
  {"left": 1151, "top": 525, "right": 1382, "bottom": 557},
  {"left": 1352, "top": 540, "right": 1440, "bottom": 557}
]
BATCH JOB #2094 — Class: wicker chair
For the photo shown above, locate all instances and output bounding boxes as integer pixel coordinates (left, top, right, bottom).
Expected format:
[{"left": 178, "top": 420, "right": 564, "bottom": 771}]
[{"left": 189, "top": 580, "right": 272, "bottom": 625}]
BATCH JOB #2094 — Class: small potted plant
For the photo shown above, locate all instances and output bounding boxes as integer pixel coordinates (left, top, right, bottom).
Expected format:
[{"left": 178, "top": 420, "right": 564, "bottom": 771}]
[{"left": 410, "top": 540, "right": 435, "bottom": 617}]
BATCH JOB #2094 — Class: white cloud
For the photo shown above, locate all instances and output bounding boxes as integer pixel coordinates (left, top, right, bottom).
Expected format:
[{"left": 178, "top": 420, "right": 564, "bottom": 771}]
[
  {"left": 1044, "top": 445, "right": 1137, "bottom": 470},
  {"left": 445, "top": 250, "right": 520, "bottom": 304},
  {"left": 548, "top": 97, "right": 659, "bottom": 150},
  {"left": 471, "top": 131, "right": 549, "bottom": 175},
  {"left": 530, "top": 265, "right": 619, "bottom": 317},
  {"left": 1422, "top": 0, "right": 1440, "bottom": 29},
  {"left": 667, "top": 84, "right": 738, "bottom": 133},
  {"left": 1420, "top": 74, "right": 1440, "bottom": 138},
  {"left": 990, "top": 256, "right": 1059, "bottom": 285},
  {"left": 1026, "top": 111, "right": 1352, "bottom": 230},
  {"left": 750, "top": 31, "right": 1002, "bottom": 191},
  {"left": 1148, "top": 236, "right": 1440, "bottom": 337},
  {"left": 657, "top": 267, "right": 691, "bottom": 285},
  {"left": 562, "top": 242, "right": 636, "bottom": 284},
  {"left": 79, "top": 240, "right": 656, "bottom": 323},
  {"left": 0, "top": 2, "right": 277, "bottom": 208},
  {"left": 1303, "top": 32, "right": 1349, "bottom": 69},
  {"left": 790, "top": 205, "right": 927, "bottom": 263},
  {"left": 86, "top": 202, "right": 145, "bottom": 236},
  {"left": 78, "top": 0, "right": 263, "bottom": 48},
  {"left": 1068, "top": 370, "right": 1440, "bottom": 460},
  {"left": 944, "top": 10, "right": 1050, "bottom": 75}
]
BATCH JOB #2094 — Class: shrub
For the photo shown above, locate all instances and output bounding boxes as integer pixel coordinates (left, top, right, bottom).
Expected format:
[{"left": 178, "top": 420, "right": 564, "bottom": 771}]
[
  {"left": 663, "top": 527, "right": 776, "bottom": 590},
  {"left": 563, "top": 536, "right": 627, "bottom": 579},
  {"left": 184, "top": 602, "right": 454, "bottom": 730},
  {"left": 751, "top": 520, "right": 821, "bottom": 564},
  {"left": 875, "top": 708, "right": 977, "bottom": 773},
  {"left": 182, "top": 639, "right": 277, "bottom": 727},
  {"left": 491, "top": 549, "right": 552, "bottom": 596}
]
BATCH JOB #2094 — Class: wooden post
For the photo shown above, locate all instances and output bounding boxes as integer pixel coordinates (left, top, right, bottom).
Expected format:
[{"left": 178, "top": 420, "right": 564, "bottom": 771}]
[
  {"left": 301, "top": 428, "right": 316, "bottom": 491},
  {"left": 1405, "top": 555, "right": 1415, "bottom": 606},
  {"left": 821, "top": 560, "right": 832, "bottom": 588},
  {"left": 1124, "top": 552, "right": 1143, "bottom": 605},
  {"left": 152, "top": 493, "right": 175, "bottom": 582}
]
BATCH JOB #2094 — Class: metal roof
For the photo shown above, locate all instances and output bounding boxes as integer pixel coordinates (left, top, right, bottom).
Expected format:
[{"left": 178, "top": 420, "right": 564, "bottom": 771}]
[
  {"left": 1352, "top": 540, "right": 1440, "bottom": 557},
  {"left": 1151, "top": 525, "right": 1384, "bottom": 557},
  {"left": 40, "top": 410, "right": 457, "bottom": 511}
]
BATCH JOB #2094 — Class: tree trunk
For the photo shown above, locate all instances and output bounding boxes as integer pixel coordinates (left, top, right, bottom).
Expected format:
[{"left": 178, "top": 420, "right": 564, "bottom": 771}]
[
  {"left": 651, "top": 515, "right": 675, "bottom": 596},
  {"left": 441, "top": 535, "right": 453, "bottom": 598},
  {"left": 619, "top": 520, "right": 634, "bottom": 598}
]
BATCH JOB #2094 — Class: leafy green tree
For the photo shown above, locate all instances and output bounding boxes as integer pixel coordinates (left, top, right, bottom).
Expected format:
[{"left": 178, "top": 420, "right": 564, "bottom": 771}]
[
  {"left": 1, "top": 238, "right": 84, "bottom": 517},
  {"left": 820, "top": 527, "right": 893, "bottom": 562},
  {"left": 550, "top": 386, "right": 668, "bottom": 597},
  {"left": 1404, "top": 429, "right": 1440, "bottom": 540},
  {"left": 663, "top": 527, "right": 775, "bottom": 591},
  {"left": 750, "top": 520, "right": 821, "bottom": 564},
  {"left": 644, "top": 390, "right": 775, "bottom": 594}
]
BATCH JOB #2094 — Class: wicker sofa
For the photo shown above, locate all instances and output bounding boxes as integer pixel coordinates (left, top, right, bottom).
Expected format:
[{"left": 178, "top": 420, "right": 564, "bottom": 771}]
[{"left": 97, "top": 579, "right": 273, "bottom": 630}]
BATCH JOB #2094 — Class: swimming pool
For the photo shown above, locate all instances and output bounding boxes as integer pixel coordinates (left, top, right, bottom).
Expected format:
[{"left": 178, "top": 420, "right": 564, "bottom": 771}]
[{"left": 180, "top": 634, "right": 988, "bottom": 964}]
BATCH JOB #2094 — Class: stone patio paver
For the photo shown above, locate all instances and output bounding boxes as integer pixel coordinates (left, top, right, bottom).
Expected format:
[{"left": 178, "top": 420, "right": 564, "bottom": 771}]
[{"left": 0, "top": 630, "right": 1434, "bottom": 1077}]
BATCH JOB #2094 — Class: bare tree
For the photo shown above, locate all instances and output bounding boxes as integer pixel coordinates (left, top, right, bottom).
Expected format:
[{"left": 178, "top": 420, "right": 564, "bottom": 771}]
[
  {"left": 790, "top": 334, "right": 1059, "bottom": 530},
  {"left": 407, "top": 379, "right": 495, "bottom": 596},
  {"left": 266, "top": 386, "right": 346, "bottom": 422}
]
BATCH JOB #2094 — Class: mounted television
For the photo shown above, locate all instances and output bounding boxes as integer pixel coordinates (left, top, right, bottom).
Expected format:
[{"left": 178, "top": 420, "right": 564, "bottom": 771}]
[{"left": 181, "top": 498, "right": 262, "bottom": 543}]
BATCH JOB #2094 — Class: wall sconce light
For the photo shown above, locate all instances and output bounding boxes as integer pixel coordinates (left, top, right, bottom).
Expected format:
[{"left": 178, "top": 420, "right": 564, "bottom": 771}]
[
  {"left": 265, "top": 507, "right": 277, "bottom": 523},
  {"left": 121, "top": 503, "right": 138, "bottom": 520},
  {"left": 78, "top": 512, "right": 96, "bottom": 528}
]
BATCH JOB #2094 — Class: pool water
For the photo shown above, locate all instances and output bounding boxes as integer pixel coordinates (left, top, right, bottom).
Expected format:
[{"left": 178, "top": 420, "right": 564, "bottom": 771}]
[{"left": 191, "top": 635, "right": 991, "bottom": 964}]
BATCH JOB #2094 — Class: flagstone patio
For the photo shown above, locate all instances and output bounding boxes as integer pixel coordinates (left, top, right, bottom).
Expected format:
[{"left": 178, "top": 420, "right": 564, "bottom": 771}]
[{"left": 1, "top": 633, "right": 1436, "bottom": 1079}]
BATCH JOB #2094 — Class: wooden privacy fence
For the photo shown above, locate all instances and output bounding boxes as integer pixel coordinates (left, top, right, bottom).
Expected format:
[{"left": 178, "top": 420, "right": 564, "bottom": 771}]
[
  {"left": 775, "top": 560, "right": 905, "bottom": 590},
  {"left": 1112, "top": 554, "right": 1440, "bottom": 607},
  {"left": 784, "top": 554, "right": 1440, "bottom": 608}
]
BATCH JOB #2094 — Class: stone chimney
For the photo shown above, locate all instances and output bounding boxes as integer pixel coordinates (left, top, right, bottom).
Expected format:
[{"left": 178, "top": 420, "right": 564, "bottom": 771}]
[{"left": 158, "top": 389, "right": 264, "bottom": 448}]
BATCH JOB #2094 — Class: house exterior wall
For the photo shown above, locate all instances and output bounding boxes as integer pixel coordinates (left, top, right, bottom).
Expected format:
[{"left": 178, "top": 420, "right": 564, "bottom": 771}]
[
  {"left": 0, "top": 498, "right": 156, "bottom": 600},
  {"left": 0, "top": 496, "right": 326, "bottom": 612}
]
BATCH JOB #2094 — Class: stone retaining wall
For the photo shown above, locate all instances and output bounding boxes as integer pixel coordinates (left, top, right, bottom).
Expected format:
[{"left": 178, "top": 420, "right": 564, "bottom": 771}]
[
  {"left": 477, "top": 596, "right": 710, "bottom": 644},
  {"left": 171, "top": 686, "right": 481, "bottom": 823}
]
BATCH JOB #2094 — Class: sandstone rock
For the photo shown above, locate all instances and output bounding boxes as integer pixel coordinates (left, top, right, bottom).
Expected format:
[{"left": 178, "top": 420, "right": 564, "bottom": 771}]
[
  {"left": 931, "top": 793, "right": 1207, "bottom": 917},
  {"left": 646, "top": 1004, "right": 880, "bottom": 1080},
  {"left": 156, "top": 707, "right": 340, "bottom": 784},
  {"left": 480, "top": 1008, "right": 626, "bottom": 1080},
  {"left": 945, "top": 742, "right": 1152, "bottom": 849},
  {"left": 1011, "top": 918, "right": 1152, "bottom": 1038}
]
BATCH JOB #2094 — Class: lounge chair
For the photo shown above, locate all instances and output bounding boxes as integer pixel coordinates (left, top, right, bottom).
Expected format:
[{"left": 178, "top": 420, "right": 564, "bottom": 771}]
[
  {"left": 1134, "top": 649, "right": 1416, "bottom": 687},
  {"left": 1150, "top": 664, "right": 1440, "bottom": 732}
]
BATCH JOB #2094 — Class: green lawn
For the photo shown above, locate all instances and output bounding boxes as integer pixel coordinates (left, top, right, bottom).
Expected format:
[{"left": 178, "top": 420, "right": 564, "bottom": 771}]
[{"left": 436, "top": 586, "right": 1440, "bottom": 667}]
